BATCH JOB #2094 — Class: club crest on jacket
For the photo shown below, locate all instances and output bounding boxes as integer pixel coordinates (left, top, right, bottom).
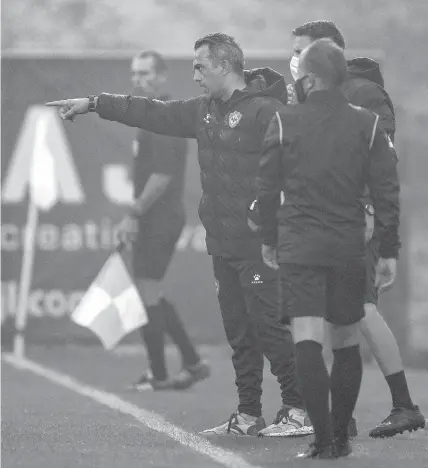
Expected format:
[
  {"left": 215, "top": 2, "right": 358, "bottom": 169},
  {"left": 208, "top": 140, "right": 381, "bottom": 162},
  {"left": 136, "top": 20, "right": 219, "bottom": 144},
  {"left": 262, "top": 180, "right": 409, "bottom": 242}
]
[
  {"left": 228, "top": 111, "right": 242, "bottom": 128},
  {"left": 203, "top": 113, "right": 214, "bottom": 124}
]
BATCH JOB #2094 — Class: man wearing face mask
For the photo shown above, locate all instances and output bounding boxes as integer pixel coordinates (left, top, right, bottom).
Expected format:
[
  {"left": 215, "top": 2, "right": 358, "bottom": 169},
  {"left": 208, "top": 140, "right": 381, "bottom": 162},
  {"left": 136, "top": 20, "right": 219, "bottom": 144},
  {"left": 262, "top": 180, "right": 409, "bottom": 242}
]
[
  {"left": 287, "top": 20, "right": 425, "bottom": 440},
  {"left": 257, "top": 38, "right": 401, "bottom": 458},
  {"left": 117, "top": 50, "right": 210, "bottom": 391}
]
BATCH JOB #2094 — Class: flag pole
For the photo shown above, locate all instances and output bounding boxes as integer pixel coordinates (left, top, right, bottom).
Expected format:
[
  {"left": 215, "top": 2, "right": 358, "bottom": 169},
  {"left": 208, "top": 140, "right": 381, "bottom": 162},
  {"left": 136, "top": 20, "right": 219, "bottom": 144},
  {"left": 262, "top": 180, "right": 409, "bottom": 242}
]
[{"left": 14, "top": 197, "right": 39, "bottom": 358}]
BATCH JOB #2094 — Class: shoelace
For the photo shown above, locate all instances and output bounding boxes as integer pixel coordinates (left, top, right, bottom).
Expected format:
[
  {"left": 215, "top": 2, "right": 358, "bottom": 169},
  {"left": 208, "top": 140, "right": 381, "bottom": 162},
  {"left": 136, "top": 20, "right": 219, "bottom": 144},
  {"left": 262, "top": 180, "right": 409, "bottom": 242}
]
[
  {"left": 273, "top": 407, "right": 290, "bottom": 425},
  {"left": 227, "top": 412, "right": 238, "bottom": 433}
]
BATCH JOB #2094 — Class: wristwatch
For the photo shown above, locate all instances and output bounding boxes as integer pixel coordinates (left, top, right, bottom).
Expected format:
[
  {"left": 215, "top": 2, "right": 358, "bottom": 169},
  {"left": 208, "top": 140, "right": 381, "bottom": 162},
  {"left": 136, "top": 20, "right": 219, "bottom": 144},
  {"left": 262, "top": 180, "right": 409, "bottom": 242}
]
[
  {"left": 87, "top": 95, "right": 97, "bottom": 112},
  {"left": 364, "top": 204, "right": 375, "bottom": 216}
]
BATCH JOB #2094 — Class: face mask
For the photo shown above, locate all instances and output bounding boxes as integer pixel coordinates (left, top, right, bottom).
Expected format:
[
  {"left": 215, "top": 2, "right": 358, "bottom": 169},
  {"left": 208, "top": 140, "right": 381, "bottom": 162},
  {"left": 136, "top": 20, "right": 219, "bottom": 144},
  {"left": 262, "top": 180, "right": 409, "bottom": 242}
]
[{"left": 290, "top": 56, "right": 300, "bottom": 81}]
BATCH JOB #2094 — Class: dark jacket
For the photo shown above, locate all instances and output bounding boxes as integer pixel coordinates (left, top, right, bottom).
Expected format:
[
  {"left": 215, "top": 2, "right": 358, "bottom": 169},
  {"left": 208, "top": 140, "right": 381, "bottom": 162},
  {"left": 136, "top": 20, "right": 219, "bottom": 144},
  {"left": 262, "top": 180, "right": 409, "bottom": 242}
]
[
  {"left": 96, "top": 68, "right": 288, "bottom": 259},
  {"left": 342, "top": 58, "right": 395, "bottom": 140},
  {"left": 342, "top": 58, "right": 397, "bottom": 213},
  {"left": 248, "top": 58, "right": 397, "bottom": 234},
  {"left": 257, "top": 89, "right": 400, "bottom": 266}
]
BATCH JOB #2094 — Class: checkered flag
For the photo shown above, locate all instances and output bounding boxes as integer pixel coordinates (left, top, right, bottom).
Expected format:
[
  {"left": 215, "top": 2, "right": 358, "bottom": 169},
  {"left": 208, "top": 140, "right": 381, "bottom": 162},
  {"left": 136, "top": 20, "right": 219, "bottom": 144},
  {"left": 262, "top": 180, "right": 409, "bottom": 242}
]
[{"left": 71, "top": 243, "right": 148, "bottom": 350}]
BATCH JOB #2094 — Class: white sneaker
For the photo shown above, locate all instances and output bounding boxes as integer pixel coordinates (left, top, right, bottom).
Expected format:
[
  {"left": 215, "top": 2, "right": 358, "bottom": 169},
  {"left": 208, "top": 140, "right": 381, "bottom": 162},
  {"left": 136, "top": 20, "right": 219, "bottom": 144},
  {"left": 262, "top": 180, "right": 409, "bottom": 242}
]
[
  {"left": 200, "top": 412, "right": 266, "bottom": 436},
  {"left": 258, "top": 406, "right": 314, "bottom": 437}
]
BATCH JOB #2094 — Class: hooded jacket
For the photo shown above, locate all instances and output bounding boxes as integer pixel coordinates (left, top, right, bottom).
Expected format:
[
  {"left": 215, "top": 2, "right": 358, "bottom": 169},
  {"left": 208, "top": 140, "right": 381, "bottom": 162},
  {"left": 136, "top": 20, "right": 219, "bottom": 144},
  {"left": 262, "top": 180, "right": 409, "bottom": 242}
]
[
  {"left": 96, "top": 68, "right": 288, "bottom": 259},
  {"left": 342, "top": 58, "right": 398, "bottom": 217},
  {"left": 342, "top": 58, "right": 395, "bottom": 140}
]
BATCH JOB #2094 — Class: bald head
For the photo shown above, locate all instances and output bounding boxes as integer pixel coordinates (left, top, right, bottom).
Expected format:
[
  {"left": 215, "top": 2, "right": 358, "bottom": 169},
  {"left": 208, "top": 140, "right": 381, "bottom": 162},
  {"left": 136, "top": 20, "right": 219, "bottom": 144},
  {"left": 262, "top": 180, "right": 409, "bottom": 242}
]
[{"left": 300, "top": 38, "right": 347, "bottom": 88}]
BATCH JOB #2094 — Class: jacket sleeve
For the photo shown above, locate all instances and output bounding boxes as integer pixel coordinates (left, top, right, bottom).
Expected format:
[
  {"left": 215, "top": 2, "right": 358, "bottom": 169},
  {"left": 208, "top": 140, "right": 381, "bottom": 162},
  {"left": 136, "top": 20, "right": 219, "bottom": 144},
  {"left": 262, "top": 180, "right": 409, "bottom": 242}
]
[
  {"left": 96, "top": 94, "right": 200, "bottom": 139},
  {"left": 350, "top": 83, "right": 395, "bottom": 138},
  {"left": 257, "top": 111, "right": 283, "bottom": 246},
  {"left": 367, "top": 123, "right": 401, "bottom": 258}
]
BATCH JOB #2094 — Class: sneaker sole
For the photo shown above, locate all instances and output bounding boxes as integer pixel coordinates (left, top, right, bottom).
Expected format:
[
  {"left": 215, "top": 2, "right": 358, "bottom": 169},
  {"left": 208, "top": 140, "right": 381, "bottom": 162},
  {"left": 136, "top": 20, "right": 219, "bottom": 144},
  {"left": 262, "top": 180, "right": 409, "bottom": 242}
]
[
  {"left": 200, "top": 429, "right": 258, "bottom": 436},
  {"left": 258, "top": 426, "right": 314, "bottom": 438},
  {"left": 131, "top": 383, "right": 154, "bottom": 392},
  {"left": 369, "top": 420, "right": 426, "bottom": 439},
  {"left": 201, "top": 421, "right": 264, "bottom": 436}
]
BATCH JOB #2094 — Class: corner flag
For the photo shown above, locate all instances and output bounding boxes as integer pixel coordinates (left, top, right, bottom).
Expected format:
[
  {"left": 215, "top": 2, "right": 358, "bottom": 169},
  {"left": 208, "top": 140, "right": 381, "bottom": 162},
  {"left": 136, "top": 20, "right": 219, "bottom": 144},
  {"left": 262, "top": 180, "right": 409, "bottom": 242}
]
[
  {"left": 30, "top": 111, "right": 59, "bottom": 211},
  {"left": 71, "top": 247, "right": 148, "bottom": 350},
  {"left": 14, "top": 109, "right": 61, "bottom": 357}
]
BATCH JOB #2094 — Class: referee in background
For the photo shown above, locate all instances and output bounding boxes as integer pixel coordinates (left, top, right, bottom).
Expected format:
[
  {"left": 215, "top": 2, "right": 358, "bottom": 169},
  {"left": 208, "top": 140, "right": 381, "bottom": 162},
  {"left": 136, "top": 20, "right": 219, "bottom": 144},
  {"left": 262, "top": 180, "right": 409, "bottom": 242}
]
[{"left": 118, "top": 50, "right": 210, "bottom": 391}]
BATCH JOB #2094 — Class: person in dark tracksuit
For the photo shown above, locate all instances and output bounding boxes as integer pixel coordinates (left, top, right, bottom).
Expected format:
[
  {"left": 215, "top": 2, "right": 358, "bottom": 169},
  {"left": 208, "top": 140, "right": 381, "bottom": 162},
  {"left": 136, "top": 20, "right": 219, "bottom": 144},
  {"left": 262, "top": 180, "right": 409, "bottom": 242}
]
[
  {"left": 116, "top": 51, "right": 210, "bottom": 391},
  {"left": 257, "top": 38, "right": 401, "bottom": 458},
  {"left": 289, "top": 20, "right": 425, "bottom": 440},
  {"left": 46, "top": 33, "right": 312, "bottom": 437}
]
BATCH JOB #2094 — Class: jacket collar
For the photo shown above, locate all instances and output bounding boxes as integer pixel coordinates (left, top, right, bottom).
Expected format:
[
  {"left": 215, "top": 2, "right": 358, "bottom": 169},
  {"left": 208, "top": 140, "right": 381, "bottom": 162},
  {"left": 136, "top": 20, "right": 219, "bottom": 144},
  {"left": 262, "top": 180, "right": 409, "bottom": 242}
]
[{"left": 305, "top": 88, "right": 347, "bottom": 105}]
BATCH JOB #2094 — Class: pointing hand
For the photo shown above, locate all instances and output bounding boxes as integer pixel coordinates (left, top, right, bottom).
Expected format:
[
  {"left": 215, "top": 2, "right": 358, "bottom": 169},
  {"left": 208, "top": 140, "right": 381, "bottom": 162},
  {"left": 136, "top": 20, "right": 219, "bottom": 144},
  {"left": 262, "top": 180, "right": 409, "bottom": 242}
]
[{"left": 45, "top": 98, "right": 91, "bottom": 121}]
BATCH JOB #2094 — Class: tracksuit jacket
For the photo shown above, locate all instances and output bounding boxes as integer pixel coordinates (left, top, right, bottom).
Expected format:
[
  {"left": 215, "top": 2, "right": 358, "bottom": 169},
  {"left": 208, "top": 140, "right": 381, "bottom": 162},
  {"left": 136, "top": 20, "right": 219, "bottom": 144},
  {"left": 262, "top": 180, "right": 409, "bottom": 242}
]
[
  {"left": 95, "top": 68, "right": 287, "bottom": 260},
  {"left": 342, "top": 57, "right": 397, "bottom": 215},
  {"left": 342, "top": 57, "right": 395, "bottom": 140},
  {"left": 257, "top": 88, "right": 400, "bottom": 266}
]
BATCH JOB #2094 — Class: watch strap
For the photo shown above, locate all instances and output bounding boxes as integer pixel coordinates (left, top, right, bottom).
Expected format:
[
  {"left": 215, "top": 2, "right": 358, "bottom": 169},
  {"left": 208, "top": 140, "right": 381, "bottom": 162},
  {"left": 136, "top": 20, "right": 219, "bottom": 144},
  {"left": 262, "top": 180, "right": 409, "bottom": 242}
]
[{"left": 87, "top": 95, "right": 97, "bottom": 112}]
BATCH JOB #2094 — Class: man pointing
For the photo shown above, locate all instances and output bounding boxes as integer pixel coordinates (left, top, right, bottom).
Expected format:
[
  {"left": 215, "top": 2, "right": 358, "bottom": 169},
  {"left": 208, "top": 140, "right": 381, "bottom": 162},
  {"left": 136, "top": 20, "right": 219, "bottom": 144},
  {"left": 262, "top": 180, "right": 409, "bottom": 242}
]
[{"left": 46, "top": 33, "right": 312, "bottom": 437}]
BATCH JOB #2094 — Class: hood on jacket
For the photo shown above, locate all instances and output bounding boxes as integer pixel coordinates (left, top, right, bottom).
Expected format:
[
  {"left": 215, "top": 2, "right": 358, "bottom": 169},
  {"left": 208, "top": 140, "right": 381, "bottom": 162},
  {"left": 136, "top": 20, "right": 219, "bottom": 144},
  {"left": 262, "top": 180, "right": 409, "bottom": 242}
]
[
  {"left": 346, "top": 58, "right": 384, "bottom": 87},
  {"left": 243, "top": 67, "right": 288, "bottom": 105}
]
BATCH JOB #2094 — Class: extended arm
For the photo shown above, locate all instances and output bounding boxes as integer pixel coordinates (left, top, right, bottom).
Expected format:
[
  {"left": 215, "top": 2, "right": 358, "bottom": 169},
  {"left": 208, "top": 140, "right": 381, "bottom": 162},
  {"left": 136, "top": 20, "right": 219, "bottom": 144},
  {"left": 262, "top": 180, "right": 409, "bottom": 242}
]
[{"left": 46, "top": 95, "right": 201, "bottom": 139}]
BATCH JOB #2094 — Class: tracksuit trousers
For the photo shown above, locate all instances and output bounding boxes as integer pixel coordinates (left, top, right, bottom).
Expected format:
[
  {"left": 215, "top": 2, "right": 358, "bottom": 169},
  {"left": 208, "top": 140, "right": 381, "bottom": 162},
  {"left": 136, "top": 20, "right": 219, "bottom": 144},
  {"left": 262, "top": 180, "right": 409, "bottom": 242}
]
[{"left": 212, "top": 256, "right": 303, "bottom": 417}]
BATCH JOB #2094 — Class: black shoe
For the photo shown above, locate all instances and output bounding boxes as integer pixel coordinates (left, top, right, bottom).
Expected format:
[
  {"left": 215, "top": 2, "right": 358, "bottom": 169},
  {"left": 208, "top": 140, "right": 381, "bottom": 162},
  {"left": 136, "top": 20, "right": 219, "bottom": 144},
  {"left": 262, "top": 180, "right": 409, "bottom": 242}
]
[
  {"left": 369, "top": 405, "right": 426, "bottom": 438},
  {"left": 172, "top": 360, "right": 211, "bottom": 390},
  {"left": 296, "top": 442, "right": 337, "bottom": 460},
  {"left": 348, "top": 417, "right": 358, "bottom": 438},
  {"left": 130, "top": 372, "right": 176, "bottom": 391},
  {"left": 334, "top": 438, "right": 353, "bottom": 458}
]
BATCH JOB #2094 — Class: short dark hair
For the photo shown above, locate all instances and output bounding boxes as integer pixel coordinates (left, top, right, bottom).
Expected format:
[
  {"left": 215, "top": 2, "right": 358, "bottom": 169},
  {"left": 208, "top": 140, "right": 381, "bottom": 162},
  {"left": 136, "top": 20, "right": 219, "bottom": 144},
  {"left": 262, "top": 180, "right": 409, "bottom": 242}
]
[
  {"left": 300, "top": 38, "right": 347, "bottom": 87},
  {"left": 292, "top": 20, "right": 345, "bottom": 49},
  {"left": 136, "top": 50, "right": 167, "bottom": 74},
  {"left": 194, "top": 33, "right": 245, "bottom": 74}
]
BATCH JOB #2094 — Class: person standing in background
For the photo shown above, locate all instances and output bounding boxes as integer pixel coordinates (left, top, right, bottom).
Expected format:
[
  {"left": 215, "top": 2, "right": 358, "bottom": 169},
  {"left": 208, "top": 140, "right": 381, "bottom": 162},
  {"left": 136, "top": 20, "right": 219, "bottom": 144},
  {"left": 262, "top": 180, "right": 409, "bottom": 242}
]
[{"left": 118, "top": 50, "right": 210, "bottom": 391}]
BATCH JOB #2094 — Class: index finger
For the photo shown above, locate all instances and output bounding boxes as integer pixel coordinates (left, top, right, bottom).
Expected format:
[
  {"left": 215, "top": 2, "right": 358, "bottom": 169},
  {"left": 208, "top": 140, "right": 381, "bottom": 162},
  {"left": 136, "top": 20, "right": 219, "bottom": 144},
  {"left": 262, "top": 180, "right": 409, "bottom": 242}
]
[{"left": 45, "top": 100, "right": 67, "bottom": 107}]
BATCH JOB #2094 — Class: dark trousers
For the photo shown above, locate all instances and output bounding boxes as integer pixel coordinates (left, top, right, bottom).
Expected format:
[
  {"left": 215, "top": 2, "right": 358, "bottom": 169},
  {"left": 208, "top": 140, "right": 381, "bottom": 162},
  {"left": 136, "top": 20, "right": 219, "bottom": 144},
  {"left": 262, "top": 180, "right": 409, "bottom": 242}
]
[
  {"left": 212, "top": 256, "right": 303, "bottom": 417},
  {"left": 140, "top": 298, "right": 200, "bottom": 381}
]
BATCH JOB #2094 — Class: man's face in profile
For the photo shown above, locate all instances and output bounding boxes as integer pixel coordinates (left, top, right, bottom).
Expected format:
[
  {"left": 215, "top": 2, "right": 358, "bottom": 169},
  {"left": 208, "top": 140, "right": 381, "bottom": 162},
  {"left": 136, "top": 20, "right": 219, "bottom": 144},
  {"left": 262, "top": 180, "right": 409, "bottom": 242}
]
[{"left": 193, "top": 45, "right": 225, "bottom": 99}]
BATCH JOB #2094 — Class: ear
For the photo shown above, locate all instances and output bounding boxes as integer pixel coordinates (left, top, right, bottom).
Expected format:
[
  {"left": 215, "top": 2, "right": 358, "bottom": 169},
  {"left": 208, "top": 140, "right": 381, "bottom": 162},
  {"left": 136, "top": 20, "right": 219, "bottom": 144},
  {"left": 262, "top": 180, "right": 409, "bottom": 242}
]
[
  {"left": 220, "top": 60, "right": 232, "bottom": 75},
  {"left": 306, "top": 73, "right": 316, "bottom": 89}
]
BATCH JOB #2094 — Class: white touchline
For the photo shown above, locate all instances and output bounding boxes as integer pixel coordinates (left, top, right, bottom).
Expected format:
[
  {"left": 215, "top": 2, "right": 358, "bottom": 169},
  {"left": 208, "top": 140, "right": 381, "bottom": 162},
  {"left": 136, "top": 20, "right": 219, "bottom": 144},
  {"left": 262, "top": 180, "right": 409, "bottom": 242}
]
[{"left": 3, "top": 354, "right": 262, "bottom": 468}]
